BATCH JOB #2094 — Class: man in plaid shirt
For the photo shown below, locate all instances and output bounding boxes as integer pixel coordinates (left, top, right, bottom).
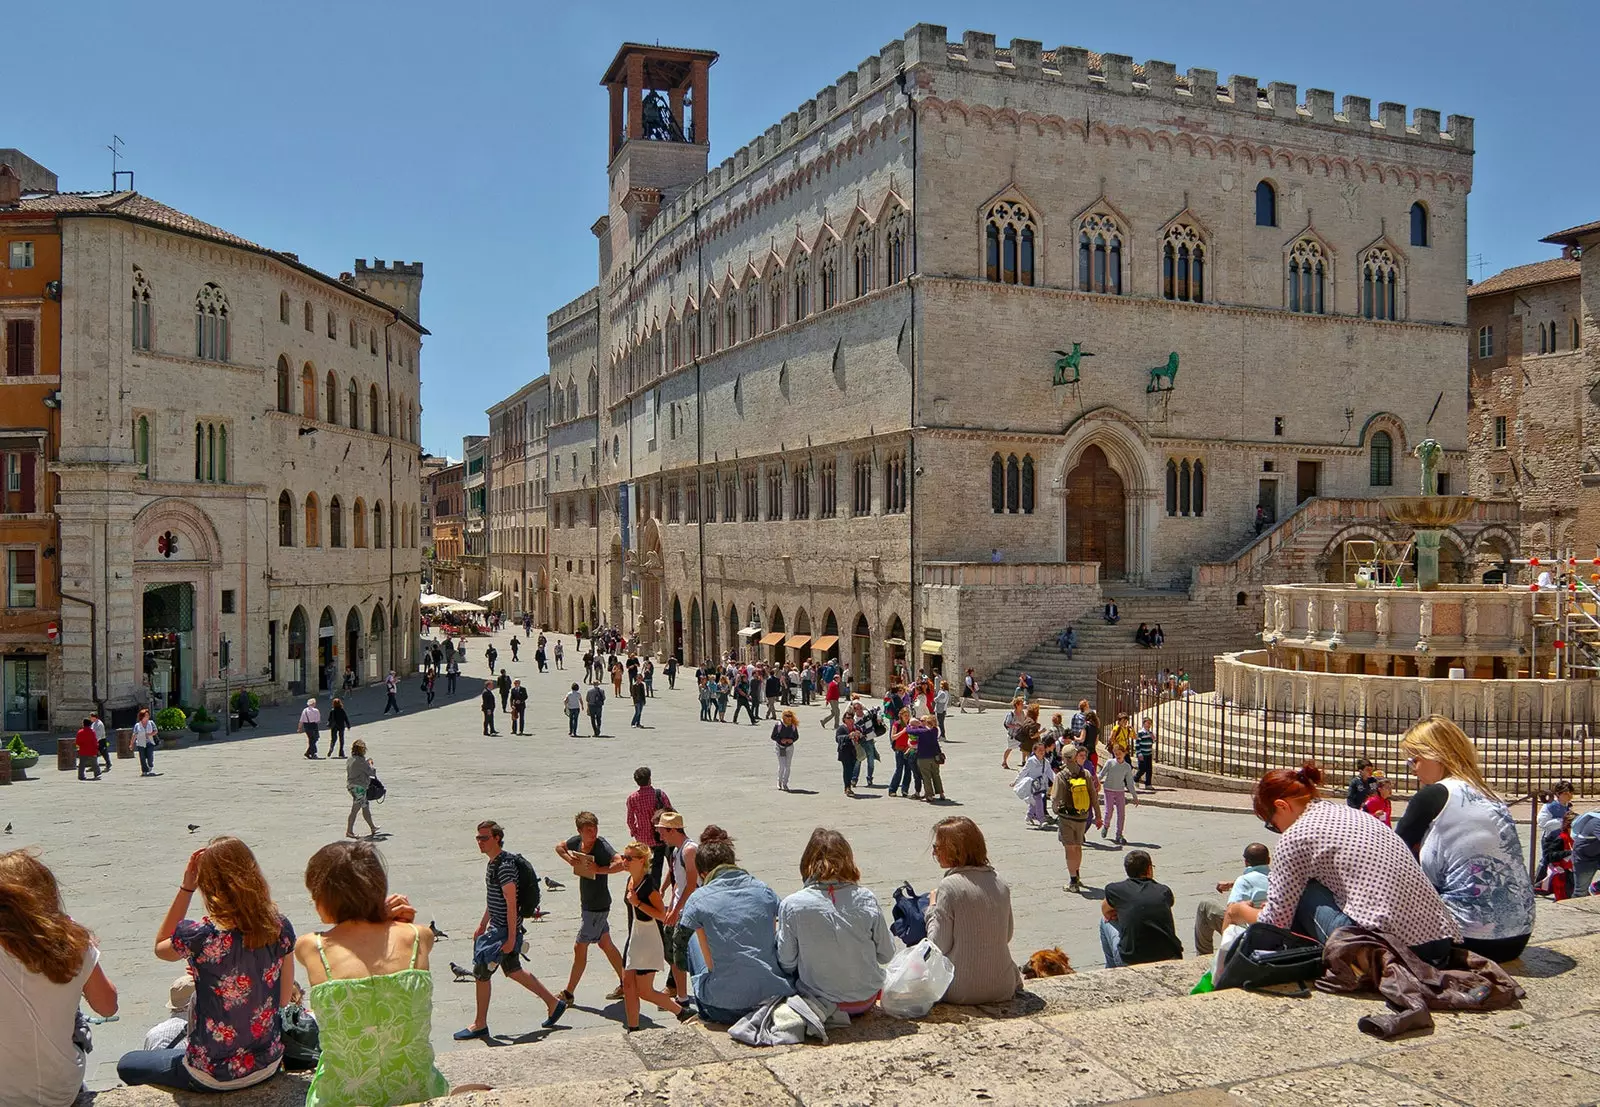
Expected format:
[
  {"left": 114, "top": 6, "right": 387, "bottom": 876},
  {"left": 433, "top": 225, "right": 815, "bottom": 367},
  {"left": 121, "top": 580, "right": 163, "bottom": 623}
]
[{"left": 625, "top": 766, "right": 671, "bottom": 882}]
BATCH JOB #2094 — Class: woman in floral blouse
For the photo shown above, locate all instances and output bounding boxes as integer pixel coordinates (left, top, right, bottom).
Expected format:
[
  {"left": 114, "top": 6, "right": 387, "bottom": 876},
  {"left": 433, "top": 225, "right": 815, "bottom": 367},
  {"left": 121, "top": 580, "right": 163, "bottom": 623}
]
[{"left": 117, "top": 837, "right": 296, "bottom": 1092}]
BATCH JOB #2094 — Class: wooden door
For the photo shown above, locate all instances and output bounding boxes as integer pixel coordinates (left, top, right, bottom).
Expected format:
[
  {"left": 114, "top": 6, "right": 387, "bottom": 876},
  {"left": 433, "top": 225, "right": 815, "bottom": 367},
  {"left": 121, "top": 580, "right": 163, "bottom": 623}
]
[
  {"left": 1064, "top": 445, "right": 1126, "bottom": 578},
  {"left": 1296, "top": 460, "right": 1320, "bottom": 503}
]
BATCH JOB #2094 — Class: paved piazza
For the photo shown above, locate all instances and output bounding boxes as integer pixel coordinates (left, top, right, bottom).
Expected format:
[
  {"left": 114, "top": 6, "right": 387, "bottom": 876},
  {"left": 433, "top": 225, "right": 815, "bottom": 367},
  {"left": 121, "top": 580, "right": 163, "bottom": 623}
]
[{"left": 7, "top": 628, "right": 1260, "bottom": 1089}]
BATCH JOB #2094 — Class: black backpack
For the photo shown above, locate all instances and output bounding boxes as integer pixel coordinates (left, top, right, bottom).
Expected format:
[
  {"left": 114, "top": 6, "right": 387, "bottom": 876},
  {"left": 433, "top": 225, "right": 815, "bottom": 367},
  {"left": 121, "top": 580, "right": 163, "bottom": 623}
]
[
  {"left": 507, "top": 852, "right": 542, "bottom": 917},
  {"left": 1213, "top": 922, "right": 1323, "bottom": 994}
]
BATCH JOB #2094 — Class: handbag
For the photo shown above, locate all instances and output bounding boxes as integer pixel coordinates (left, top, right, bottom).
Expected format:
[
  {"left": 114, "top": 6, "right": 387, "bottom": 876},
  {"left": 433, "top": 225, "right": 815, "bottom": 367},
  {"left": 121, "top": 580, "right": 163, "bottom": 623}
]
[
  {"left": 890, "top": 881, "right": 930, "bottom": 946},
  {"left": 1212, "top": 922, "right": 1323, "bottom": 994},
  {"left": 279, "top": 1003, "right": 321, "bottom": 1070},
  {"left": 366, "top": 775, "right": 387, "bottom": 803}
]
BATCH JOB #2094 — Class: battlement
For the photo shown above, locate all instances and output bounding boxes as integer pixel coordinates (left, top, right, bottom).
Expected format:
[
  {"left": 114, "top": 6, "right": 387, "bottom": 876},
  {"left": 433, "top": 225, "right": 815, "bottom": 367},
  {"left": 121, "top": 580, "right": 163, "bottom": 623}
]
[
  {"left": 633, "top": 23, "right": 1472, "bottom": 259},
  {"left": 354, "top": 258, "right": 424, "bottom": 277},
  {"left": 547, "top": 286, "right": 600, "bottom": 332}
]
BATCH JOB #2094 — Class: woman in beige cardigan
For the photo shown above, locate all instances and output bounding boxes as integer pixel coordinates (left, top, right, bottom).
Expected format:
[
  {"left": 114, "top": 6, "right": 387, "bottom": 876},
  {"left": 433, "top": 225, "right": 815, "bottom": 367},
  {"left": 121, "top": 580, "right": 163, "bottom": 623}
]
[{"left": 926, "top": 817, "right": 1021, "bottom": 1005}]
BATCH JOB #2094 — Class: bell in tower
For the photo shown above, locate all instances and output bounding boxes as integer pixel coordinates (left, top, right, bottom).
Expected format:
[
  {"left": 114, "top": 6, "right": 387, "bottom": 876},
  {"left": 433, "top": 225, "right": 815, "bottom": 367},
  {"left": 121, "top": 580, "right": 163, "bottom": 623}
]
[
  {"left": 641, "top": 90, "right": 687, "bottom": 142},
  {"left": 601, "top": 43, "right": 718, "bottom": 161}
]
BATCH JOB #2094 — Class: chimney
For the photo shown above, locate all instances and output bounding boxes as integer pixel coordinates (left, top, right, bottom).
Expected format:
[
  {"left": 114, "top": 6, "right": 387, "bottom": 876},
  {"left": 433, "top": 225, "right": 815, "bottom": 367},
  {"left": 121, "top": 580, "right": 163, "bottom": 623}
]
[{"left": 0, "top": 165, "right": 21, "bottom": 206}]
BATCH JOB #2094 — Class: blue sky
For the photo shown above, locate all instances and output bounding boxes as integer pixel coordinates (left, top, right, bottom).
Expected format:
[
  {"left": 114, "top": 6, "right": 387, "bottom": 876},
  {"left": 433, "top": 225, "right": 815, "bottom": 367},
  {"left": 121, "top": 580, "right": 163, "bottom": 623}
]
[{"left": 12, "top": 0, "right": 1595, "bottom": 457}]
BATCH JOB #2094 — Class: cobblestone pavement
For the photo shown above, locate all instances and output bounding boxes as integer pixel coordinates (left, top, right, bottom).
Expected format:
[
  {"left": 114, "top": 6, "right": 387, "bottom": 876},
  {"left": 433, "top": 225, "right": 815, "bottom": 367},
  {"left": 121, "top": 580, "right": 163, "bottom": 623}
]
[{"left": 6, "top": 628, "right": 1293, "bottom": 1089}]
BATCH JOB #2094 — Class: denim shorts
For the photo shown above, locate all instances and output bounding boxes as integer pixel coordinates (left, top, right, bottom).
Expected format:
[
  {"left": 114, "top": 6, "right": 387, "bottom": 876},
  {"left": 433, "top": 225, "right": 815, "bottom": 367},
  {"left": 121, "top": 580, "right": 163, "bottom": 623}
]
[{"left": 576, "top": 909, "right": 610, "bottom": 943}]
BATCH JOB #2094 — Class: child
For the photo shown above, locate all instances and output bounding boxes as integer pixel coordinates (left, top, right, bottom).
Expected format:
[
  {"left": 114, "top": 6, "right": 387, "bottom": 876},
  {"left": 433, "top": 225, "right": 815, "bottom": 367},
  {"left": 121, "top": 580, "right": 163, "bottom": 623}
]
[
  {"left": 1363, "top": 772, "right": 1393, "bottom": 825},
  {"left": 1133, "top": 717, "right": 1156, "bottom": 791},
  {"left": 1537, "top": 812, "right": 1576, "bottom": 901},
  {"left": 1014, "top": 738, "right": 1056, "bottom": 827},
  {"left": 1098, "top": 743, "right": 1138, "bottom": 845}
]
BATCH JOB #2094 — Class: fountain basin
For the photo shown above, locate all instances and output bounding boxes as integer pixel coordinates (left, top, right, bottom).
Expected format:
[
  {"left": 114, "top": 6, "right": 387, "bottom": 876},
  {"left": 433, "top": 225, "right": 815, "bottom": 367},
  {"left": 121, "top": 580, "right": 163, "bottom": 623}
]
[{"left": 1381, "top": 495, "right": 1478, "bottom": 528}]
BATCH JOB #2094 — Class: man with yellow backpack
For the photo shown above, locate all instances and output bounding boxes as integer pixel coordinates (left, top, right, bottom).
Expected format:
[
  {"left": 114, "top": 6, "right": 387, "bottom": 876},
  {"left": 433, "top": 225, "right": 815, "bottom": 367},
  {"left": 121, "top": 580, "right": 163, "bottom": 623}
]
[{"left": 1051, "top": 743, "right": 1102, "bottom": 893}]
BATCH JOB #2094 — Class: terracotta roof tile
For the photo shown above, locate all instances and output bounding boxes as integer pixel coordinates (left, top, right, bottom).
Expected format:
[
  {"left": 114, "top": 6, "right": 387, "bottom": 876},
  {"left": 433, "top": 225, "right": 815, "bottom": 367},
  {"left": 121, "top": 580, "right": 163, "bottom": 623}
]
[
  {"left": 7, "top": 190, "right": 262, "bottom": 250},
  {"left": 1467, "top": 257, "right": 1580, "bottom": 298}
]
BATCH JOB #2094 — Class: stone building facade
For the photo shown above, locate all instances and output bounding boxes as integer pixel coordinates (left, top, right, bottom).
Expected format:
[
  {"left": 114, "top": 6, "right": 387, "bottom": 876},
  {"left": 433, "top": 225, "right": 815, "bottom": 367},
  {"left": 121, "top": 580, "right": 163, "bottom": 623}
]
[
  {"left": 461, "top": 435, "right": 488, "bottom": 601},
  {"left": 427, "top": 460, "right": 464, "bottom": 598},
  {"left": 542, "top": 27, "right": 1485, "bottom": 685},
  {"left": 1467, "top": 221, "right": 1598, "bottom": 556},
  {"left": 486, "top": 376, "right": 550, "bottom": 621},
  {"left": 15, "top": 182, "right": 424, "bottom": 722}
]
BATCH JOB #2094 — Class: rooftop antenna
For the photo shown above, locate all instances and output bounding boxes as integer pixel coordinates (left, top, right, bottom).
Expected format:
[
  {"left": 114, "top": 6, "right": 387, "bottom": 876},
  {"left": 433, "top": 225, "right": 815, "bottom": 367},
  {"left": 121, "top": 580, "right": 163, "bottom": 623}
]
[
  {"left": 107, "top": 135, "right": 133, "bottom": 191},
  {"left": 1468, "top": 253, "right": 1487, "bottom": 282}
]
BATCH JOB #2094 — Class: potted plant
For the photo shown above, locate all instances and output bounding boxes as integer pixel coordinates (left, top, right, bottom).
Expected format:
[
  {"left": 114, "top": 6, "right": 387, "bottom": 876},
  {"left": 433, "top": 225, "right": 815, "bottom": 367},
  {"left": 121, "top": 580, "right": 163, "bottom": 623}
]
[
  {"left": 188, "top": 706, "right": 220, "bottom": 737},
  {"left": 155, "top": 707, "right": 187, "bottom": 744},
  {"left": 4, "top": 733, "right": 38, "bottom": 778}
]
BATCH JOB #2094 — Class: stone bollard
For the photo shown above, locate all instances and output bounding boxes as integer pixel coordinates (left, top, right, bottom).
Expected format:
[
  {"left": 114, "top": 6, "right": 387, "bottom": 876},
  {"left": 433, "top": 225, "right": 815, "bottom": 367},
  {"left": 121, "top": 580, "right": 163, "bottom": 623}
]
[
  {"left": 0, "top": 749, "right": 10, "bottom": 784},
  {"left": 116, "top": 728, "right": 135, "bottom": 759},
  {"left": 57, "top": 737, "right": 75, "bottom": 771}
]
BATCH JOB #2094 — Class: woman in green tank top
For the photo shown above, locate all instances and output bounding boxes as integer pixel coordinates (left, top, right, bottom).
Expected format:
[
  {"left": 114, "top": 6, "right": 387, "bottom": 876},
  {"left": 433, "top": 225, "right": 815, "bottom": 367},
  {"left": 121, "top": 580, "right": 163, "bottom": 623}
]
[{"left": 294, "top": 841, "right": 449, "bottom": 1107}]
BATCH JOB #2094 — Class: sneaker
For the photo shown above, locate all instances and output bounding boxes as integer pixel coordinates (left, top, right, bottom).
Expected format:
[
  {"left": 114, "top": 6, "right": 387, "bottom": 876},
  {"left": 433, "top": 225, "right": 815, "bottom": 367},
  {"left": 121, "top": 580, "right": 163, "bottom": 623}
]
[
  {"left": 1068, "top": 877, "right": 1083, "bottom": 892},
  {"left": 606, "top": 984, "right": 625, "bottom": 1001}
]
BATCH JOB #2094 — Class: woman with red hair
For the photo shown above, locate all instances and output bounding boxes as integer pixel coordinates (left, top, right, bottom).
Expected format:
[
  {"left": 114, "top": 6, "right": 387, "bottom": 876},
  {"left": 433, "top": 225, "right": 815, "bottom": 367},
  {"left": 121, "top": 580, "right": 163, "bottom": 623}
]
[{"left": 1226, "top": 762, "right": 1460, "bottom": 965}]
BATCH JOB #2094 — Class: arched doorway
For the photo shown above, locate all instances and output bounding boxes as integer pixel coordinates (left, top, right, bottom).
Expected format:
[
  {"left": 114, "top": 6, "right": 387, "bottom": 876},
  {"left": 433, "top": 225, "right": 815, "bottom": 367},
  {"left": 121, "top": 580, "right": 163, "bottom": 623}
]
[
  {"left": 640, "top": 521, "right": 664, "bottom": 654},
  {"left": 369, "top": 604, "right": 387, "bottom": 679},
  {"left": 885, "top": 615, "right": 907, "bottom": 685},
  {"left": 287, "top": 606, "right": 309, "bottom": 693},
  {"left": 671, "top": 596, "right": 684, "bottom": 662},
  {"left": 818, "top": 609, "right": 840, "bottom": 664},
  {"left": 317, "top": 607, "right": 336, "bottom": 691},
  {"left": 852, "top": 614, "right": 873, "bottom": 693},
  {"left": 391, "top": 608, "right": 404, "bottom": 670},
  {"left": 143, "top": 583, "right": 198, "bottom": 708},
  {"left": 792, "top": 608, "right": 812, "bottom": 666},
  {"left": 767, "top": 608, "right": 786, "bottom": 664},
  {"left": 709, "top": 602, "right": 720, "bottom": 660},
  {"left": 1063, "top": 444, "right": 1127, "bottom": 578},
  {"left": 689, "top": 598, "right": 702, "bottom": 662},
  {"left": 729, "top": 607, "right": 742, "bottom": 662},
  {"left": 608, "top": 536, "right": 624, "bottom": 627},
  {"left": 345, "top": 608, "right": 362, "bottom": 684}
]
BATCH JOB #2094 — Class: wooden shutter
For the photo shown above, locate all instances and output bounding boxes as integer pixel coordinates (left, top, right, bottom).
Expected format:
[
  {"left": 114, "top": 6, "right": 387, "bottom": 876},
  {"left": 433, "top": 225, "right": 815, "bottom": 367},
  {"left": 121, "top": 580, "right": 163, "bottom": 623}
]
[
  {"left": 6, "top": 320, "right": 36, "bottom": 376},
  {"left": 17, "top": 452, "right": 35, "bottom": 513}
]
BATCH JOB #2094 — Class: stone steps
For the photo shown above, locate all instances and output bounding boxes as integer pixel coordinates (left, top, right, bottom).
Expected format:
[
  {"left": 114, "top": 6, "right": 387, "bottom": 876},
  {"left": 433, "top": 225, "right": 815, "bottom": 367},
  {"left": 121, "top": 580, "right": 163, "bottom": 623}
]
[{"left": 85, "top": 898, "right": 1600, "bottom": 1107}]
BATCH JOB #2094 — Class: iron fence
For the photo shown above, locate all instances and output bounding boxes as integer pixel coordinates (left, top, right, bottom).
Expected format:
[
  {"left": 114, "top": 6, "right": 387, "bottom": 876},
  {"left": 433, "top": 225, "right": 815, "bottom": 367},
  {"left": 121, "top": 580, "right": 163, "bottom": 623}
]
[{"left": 1095, "top": 655, "right": 1600, "bottom": 799}]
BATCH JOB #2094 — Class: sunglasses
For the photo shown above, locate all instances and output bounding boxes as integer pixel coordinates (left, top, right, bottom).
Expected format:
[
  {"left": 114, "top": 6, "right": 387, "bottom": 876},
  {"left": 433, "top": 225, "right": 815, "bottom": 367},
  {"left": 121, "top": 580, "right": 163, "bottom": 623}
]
[
  {"left": 475, "top": 834, "right": 493, "bottom": 842},
  {"left": 1262, "top": 819, "right": 1282, "bottom": 834}
]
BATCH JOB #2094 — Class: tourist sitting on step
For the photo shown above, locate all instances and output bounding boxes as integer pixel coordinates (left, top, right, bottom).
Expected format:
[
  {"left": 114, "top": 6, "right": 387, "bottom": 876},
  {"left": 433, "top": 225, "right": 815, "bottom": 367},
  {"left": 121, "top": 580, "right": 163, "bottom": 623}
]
[
  {"left": 1226, "top": 762, "right": 1460, "bottom": 967},
  {"left": 1103, "top": 600, "right": 1120, "bottom": 624},
  {"left": 1193, "top": 842, "right": 1271, "bottom": 957},
  {"left": 1057, "top": 626, "right": 1076, "bottom": 658},
  {"left": 776, "top": 829, "right": 894, "bottom": 1020},
  {"left": 1151, "top": 624, "right": 1165, "bottom": 648},
  {"left": 0, "top": 850, "right": 121, "bottom": 1107},
  {"left": 1396, "top": 717, "right": 1535, "bottom": 963},
  {"left": 676, "top": 826, "right": 793, "bottom": 1025},
  {"left": 1099, "top": 850, "right": 1183, "bottom": 969},
  {"left": 1134, "top": 623, "right": 1153, "bottom": 648},
  {"left": 926, "top": 816, "right": 1021, "bottom": 1005}
]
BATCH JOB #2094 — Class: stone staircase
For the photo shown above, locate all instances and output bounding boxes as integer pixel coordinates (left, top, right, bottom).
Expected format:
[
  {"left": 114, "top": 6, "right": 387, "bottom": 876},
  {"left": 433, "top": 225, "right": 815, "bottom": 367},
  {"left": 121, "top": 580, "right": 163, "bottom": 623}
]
[
  {"left": 86, "top": 897, "right": 1600, "bottom": 1107},
  {"left": 983, "top": 587, "right": 1258, "bottom": 707}
]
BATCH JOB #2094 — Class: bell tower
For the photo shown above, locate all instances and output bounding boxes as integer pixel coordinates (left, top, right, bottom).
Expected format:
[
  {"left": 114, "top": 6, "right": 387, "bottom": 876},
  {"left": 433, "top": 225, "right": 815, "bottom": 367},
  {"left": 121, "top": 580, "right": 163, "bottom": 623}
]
[{"left": 599, "top": 43, "right": 717, "bottom": 250}]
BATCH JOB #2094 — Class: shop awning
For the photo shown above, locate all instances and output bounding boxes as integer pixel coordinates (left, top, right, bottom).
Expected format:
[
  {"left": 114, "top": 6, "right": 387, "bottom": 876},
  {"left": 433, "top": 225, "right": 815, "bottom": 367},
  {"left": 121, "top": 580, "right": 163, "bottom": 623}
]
[
  {"left": 812, "top": 635, "right": 839, "bottom": 651},
  {"left": 737, "top": 627, "right": 760, "bottom": 639},
  {"left": 784, "top": 635, "right": 810, "bottom": 649},
  {"left": 885, "top": 637, "right": 908, "bottom": 647},
  {"left": 419, "top": 593, "right": 459, "bottom": 608},
  {"left": 759, "top": 631, "right": 786, "bottom": 646},
  {"left": 920, "top": 640, "right": 944, "bottom": 655},
  {"left": 477, "top": 591, "right": 502, "bottom": 602}
]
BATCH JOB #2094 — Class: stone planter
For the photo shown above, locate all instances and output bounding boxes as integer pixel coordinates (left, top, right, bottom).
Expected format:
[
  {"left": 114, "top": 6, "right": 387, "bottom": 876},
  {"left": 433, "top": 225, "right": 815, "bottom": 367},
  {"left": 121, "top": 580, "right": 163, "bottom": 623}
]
[
  {"left": 8, "top": 752, "right": 37, "bottom": 780},
  {"left": 189, "top": 720, "right": 220, "bottom": 739},
  {"left": 57, "top": 737, "right": 75, "bottom": 771},
  {"left": 117, "top": 728, "right": 135, "bottom": 758},
  {"left": 158, "top": 731, "right": 186, "bottom": 748},
  {"left": 0, "top": 749, "right": 9, "bottom": 785}
]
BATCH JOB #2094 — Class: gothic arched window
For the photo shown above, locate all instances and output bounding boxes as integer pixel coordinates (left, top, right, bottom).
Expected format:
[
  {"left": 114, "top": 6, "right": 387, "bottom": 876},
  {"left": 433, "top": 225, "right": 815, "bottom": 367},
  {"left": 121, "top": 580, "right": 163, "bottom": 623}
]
[
  {"left": 1288, "top": 239, "right": 1328, "bottom": 314},
  {"left": 1162, "top": 224, "right": 1206, "bottom": 303},
  {"left": 1005, "top": 454, "right": 1020, "bottom": 513},
  {"left": 985, "top": 201, "right": 1036, "bottom": 286},
  {"left": 990, "top": 454, "right": 1004, "bottom": 513},
  {"left": 194, "top": 283, "right": 229, "bottom": 361},
  {"left": 131, "top": 268, "right": 153, "bottom": 351},
  {"left": 1361, "top": 246, "right": 1399, "bottom": 321},
  {"left": 1077, "top": 213, "right": 1124, "bottom": 295},
  {"left": 1410, "top": 202, "right": 1429, "bottom": 248},
  {"left": 1021, "top": 456, "right": 1035, "bottom": 514},
  {"left": 1370, "top": 430, "right": 1394, "bottom": 487},
  {"left": 1255, "top": 181, "right": 1277, "bottom": 227}
]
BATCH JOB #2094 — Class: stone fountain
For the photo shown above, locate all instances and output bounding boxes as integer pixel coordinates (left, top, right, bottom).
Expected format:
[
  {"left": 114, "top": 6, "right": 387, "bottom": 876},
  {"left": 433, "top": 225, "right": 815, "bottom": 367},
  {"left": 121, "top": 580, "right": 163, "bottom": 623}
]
[{"left": 1380, "top": 438, "right": 1477, "bottom": 591}]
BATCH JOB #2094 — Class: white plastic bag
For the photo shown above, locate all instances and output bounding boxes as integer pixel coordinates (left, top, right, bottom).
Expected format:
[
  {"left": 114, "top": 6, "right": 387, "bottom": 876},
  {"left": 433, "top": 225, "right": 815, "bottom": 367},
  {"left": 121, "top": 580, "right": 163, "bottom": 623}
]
[{"left": 880, "top": 939, "right": 955, "bottom": 1019}]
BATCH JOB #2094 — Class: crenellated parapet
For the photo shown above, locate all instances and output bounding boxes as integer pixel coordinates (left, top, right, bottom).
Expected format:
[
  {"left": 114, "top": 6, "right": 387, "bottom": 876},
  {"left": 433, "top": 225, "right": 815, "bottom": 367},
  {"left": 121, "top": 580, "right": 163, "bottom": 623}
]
[{"left": 354, "top": 258, "right": 424, "bottom": 277}]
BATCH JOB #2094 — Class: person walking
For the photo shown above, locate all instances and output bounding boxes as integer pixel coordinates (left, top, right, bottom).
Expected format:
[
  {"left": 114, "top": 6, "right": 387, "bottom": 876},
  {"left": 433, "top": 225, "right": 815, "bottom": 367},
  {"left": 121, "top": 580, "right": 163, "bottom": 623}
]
[
  {"left": 534, "top": 639, "right": 546, "bottom": 672},
  {"left": 327, "top": 697, "right": 350, "bottom": 759},
  {"left": 453, "top": 821, "right": 566, "bottom": 1041},
  {"left": 563, "top": 683, "right": 583, "bottom": 737},
  {"left": 553, "top": 812, "right": 628, "bottom": 1007},
  {"left": 630, "top": 673, "right": 647, "bottom": 728},
  {"left": 934, "top": 680, "right": 950, "bottom": 742},
  {"left": 299, "top": 697, "right": 323, "bottom": 760},
  {"left": 960, "top": 668, "right": 983, "bottom": 713},
  {"left": 617, "top": 843, "right": 687, "bottom": 1030},
  {"left": 132, "top": 707, "right": 158, "bottom": 776},
  {"left": 664, "top": 655, "right": 677, "bottom": 690},
  {"left": 586, "top": 681, "right": 606, "bottom": 737},
  {"left": 480, "top": 682, "right": 499, "bottom": 736},
  {"left": 610, "top": 660, "right": 624, "bottom": 698},
  {"left": 90, "top": 712, "right": 111, "bottom": 772},
  {"left": 509, "top": 679, "right": 528, "bottom": 735},
  {"left": 763, "top": 670, "right": 781, "bottom": 720},
  {"left": 345, "top": 739, "right": 380, "bottom": 838},
  {"left": 446, "top": 657, "right": 460, "bottom": 695},
  {"left": 1099, "top": 743, "right": 1139, "bottom": 846},
  {"left": 772, "top": 709, "right": 800, "bottom": 791},
  {"left": 643, "top": 658, "right": 654, "bottom": 697},
  {"left": 820, "top": 672, "right": 842, "bottom": 731},
  {"left": 496, "top": 669, "right": 512, "bottom": 713},
  {"left": 485, "top": 644, "right": 498, "bottom": 673},
  {"left": 1052, "top": 745, "right": 1102, "bottom": 892},
  {"left": 1133, "top": 717, "right": 1156, "bottom": 791},
  {"left": 553, "top": 640, "right": 564, "bottom": 670},
  {"left": 383, "top": 671, "right": 400, "bottom": 715},
  {"left": 510, "top": 636, "right": 521, "bottom": 663},
  {"left": 913, "top": 714, "right": 947, "bottom": 803},
  {"left": 835, "top": 717, "right": 861, "bottom": 798},
  {"left": 421, "top": 668, "right": 436, "bottom": 705},
  {"left": 74, "top": 718, "right": 101, "bottom": 781}
]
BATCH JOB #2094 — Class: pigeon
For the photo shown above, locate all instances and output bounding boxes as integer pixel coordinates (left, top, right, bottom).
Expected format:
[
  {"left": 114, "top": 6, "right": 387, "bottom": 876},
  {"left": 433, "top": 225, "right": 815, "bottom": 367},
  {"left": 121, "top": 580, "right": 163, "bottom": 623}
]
[
  {"left": 3, "top": 822, "right": 11, "bottom": 834},
  {"left": 449, "top": 962, "right": 476, "bottom": 980},
  {"left": 543, "top": 876, "right": 564, "bottom": 891},
  {"left": 429, "top": 920, "right": 448, "bottom": 939},
  {"left": 187, "top": 824, "right": 201, "bottom": 834}
]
